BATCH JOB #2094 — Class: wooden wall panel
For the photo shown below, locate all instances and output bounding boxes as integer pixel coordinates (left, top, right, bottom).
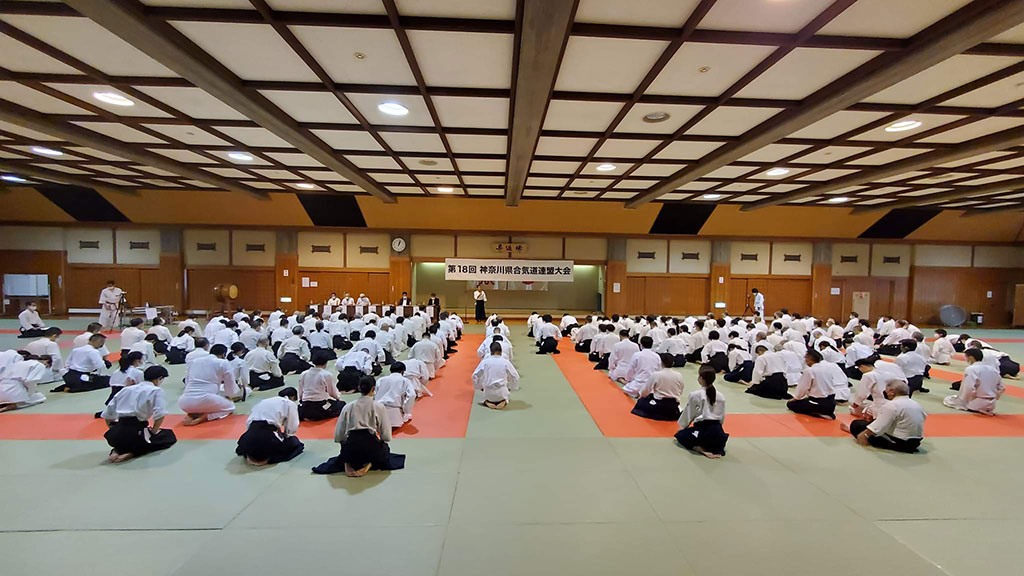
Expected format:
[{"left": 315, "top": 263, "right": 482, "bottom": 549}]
[
  {"left": 186, "top": 268, "right": 275, "bottom": 311},
  {"left": 64, "top": 266, "right": 162, "bottom": 309},
  {"left": 624, "top": 277, "right": 646, "bottom": 315},
  {"left": 0, "top": 250, "right": 66, "bottom": 315},
  {"left": 728, "top": 277, "right": 812, "bottom": 316},
  {"left": 276, "top": 253, "right": 297, "bottom": 312},
  {"left": 909, "top": 267, "right": 1024, "bottom": 328},
  {"left": 389, "top": 258, "right": 412, "bottom": 303},
  {"left": 605, "top": 261, "right": 627, "bottom": 314},
  {"left": 643, "top": 277, "right": 709, "bottom": 316},
  {"left": 295, "top": 271, "right": 390, "bottom": 307},
  {"left": 709, "top": 263, "right": 730, "bottom": 311},
  {"left": 811, "top": 264, "right": 832, "bottom": 319},
  {"left": 831, "top": 276, "right": 908, "bottom": 321},
  {"left": 158, "top": 253, "right": 184, "bottom": 311}
]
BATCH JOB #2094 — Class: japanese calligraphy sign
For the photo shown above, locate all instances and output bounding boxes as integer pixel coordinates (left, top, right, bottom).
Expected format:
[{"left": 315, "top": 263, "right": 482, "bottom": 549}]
[
  {"left": 494, "top": 242, "right": 527, "bottom": 254},
  {"left": 444, "top": 258, "right": 575, "bottom": 282}
]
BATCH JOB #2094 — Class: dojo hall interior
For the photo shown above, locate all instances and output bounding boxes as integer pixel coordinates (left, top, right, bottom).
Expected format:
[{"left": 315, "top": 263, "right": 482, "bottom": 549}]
[{"left": 3, "top": 0, "right": 1024, "bottom": 575}]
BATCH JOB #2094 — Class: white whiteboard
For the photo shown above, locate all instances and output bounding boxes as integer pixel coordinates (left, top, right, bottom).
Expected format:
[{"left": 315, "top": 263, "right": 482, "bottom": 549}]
[{"left": 3, "top": 274, "right": 49, "bottom": 297}]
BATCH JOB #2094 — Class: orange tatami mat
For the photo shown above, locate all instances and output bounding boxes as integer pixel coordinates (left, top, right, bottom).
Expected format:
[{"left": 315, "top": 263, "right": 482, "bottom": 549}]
[{"left": 552, "top": 341, "right": 1024, "bottom": 439}]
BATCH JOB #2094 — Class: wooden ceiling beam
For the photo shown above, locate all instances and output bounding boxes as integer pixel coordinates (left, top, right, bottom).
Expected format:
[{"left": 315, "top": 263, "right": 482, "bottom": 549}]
[
  {"left": 626, "top": 0, "right": 1024, "bottom": 209},
  {"left": 64, "top": 0, "right": 394, "bottom": 203},
  {"left": 849, "top": 175, "right": 1024, "bottom": 214},
  {"left": 505, "top": 0, "right": 578, "bottom": 206},
  {"left": 0, "top": 159, "right": 135, "bottom": 195}
]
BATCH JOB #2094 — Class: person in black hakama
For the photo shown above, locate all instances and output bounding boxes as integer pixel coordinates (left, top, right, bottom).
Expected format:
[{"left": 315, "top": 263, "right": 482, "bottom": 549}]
[
  {"left": 675, "top": 365, "right": 729, "bottom": 459},
  {"left": 236, "top": 387, "right": 305, "bottom": 466},
  {"left": 312, "top": 376, "right": 405, "bottom": 477},
  {"left": 101, "top": 366, "right": 177, "bottom": 463}
]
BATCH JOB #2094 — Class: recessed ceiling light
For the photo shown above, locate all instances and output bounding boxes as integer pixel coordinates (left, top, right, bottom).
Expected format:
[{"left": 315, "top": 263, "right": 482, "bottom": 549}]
[
  {"left": 227, "top": 151, "right": 253, "bottom": 161},
  {"left": 885, "top": 120, "right": 922, "bottom": 133},
  {"left": 354, "top": 52, "right": 366, "bottom": 60},
  {"left": 1, "top": 174, "right": 27, "bottom": 183},
  {"left": 595, "top": 163, "right": 616, "bottom": 172},
  {"left": 437, "top": 186, "right": 454, "bottom": 193},
  {"left": 642, "top": 111, "right": 671, "bottom": 123},
  {"left": 418, "top": 159, "right": 438, "bottom": 166},
  {"left": 377, "top": 101, "right": 409, "bottom": 116},
  {"left": 702, "top": 193, "right": 722, "bottom": 200},
  {"left": 31, "top": 146, "right": 62, "bottom": 156},
  {"left": 698, "top": 66, "right": 711, "bottom": 73},
  {"left": 93, "top": 92, "right": 134, "bottom": 106},
  {"left": 828, "top": 197, "right": 851, "bottom": 203},
  {"left": 295, "top": 183, "right": 315, "bottom": 189},
  {"left": 766, "top": 167, "right": 789, "bottom": 176}
]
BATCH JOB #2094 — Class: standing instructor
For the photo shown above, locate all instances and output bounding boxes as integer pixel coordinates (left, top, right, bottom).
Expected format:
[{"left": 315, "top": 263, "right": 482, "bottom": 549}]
[{"left": 473, "top": 285, "right": 487, "bottom": 322}]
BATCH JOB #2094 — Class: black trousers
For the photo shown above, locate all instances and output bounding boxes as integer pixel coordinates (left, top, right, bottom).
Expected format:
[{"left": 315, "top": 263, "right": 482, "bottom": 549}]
[
  {"left": 475, "top": 300, "right": 485, "bottom": 321},
  {"left": 279, "top": 353, "right": 311, "bottom": 375},
  {"left": 250, "top": 371, "right": 285, "bottom": 391},
  {"left": 849, "top": 419, "right": 921, "bottom": 453},
  {"left": 333, "top": 335, "right": 353, "bottom": 350},
  {"left": 312, "top": 429, "right": 405, "bottom": 474},
  {"left": 54, "top": 370, "right": 110, "bottom": 393},
  {"left": 575, "top": 340, "right": 592, "bottom": 353},
  {"left": 18, "top": 328, "right": 45, "bottom": 339},
  {"left": 673, "top": 354, "right": 687, "bottom": 368},
  {"left": 561, "top": 324, "right": 578, "bottom": 337},
  {"left": 105, "top": 417, "right": 177, "bottom": 456},
  {"left": 846, "top": 365, "right": 862, "bottom": 380},
  {"left": 877, "top": 344, "right": 901, "bottom": 356},
  {"left": 298, "top": 398, "right": 345, "bottom": 421},
  {"left": 338, "top": 367, "right": 363, "bottom": 393},
  {"left": 787, "top": 394, "right": 836, "bottom": 417},
  {"left": 311, "top": 346, "right": 337, "bottom": 361},
  {"left": 723, "top": 360, "right": 754, "bottom": 383},
  {"left": 165, "top": 347, "right": 187, "bottom": 364},
  {"left": 236, "top": 421, "right": 305, "bottom": 463},
  {"left": 593, "top": 354, "right": 609, "bottom": 370},
  {"left": 907, "top": 374, "right": 924, "bottom": 396},
  {"left": 708, "top": 352, "right": 728, "bottom": 373},
  {"left": 538, "top": 337, "right": 560, "bottom": 354},
  {"left": 1000, "top": 356, "right": 1020, "bottom": 377},
  {"left": 953, "top": 342, "right": 966, "bottom": 353},
  {"left": 684, "top": 350, "right": 702, "bottom": 364},
  {"left": 631, "top": 394, "right": 681, "bottom": 421},
  {"left": 745, "top": 373, "right": 791, "bottom": 400},
  {"left": 675, "top": 419, "right": 728, "bottom": 456},
  {"left": 153, "top": 340, "right": 168, "bottom": 354}
]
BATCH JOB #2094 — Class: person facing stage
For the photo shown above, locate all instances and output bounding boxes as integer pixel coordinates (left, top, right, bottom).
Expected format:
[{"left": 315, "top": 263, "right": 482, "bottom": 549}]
[
  {"left": 473, "top": 285, "right": 487, "bottom": 322},
  {"left": 98, "top": 280, "right": 125, "bottom": 331}
]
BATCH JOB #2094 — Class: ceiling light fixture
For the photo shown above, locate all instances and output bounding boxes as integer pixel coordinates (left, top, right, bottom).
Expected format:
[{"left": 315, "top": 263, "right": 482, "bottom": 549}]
[
  {"left": 595, "top": 163, "right": 616, "bottom": 172},
  {"left": 354, "top": 52, "right": 366, "bottom": 60},
  {"left": 885, "top": 120, "right": 922, "bottom": 133},
  {"left": 296, "top": 183, "right": 315, "bottom": 189},
  {"left": 93, "top": 92, "right": 134, "bottom": 106},
  {"left": 766, "top": 167, "right": 789, "bottom": 176},
  {"left": 828, "top": 196, "right": 851, "bottom": 203},
  {"left": 418, "top": 159, "right": 438, "bottom": 166},
  {"left": 437, "top": 186, "right": 454, "bottom": 193},
  {"left": 702, "top": 193, "right": 722, "bottom": 200},
  {"left": 1, "top": 174, "right": 28, "bottom": 183},
  {"left": 377, "top": 101, "right": 409, "bottom": 116},
  {"left": 227, "top": 151, "right": 253, "bottom": 161},
  {"left": 31, "top": 146, "right": 63, "bottom": 156},
  {"left": 698, "top": 66, "right": 711, "bottom": 73},
  {"left": 642, "top": 111, "right": 671, "bottom": 123}
]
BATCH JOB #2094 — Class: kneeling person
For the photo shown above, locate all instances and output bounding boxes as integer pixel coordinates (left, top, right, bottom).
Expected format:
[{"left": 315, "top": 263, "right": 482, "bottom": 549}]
[
  {"left": 236, "top": 387, "right": 304, "bottom": 466},
  {"left": 298, "top": 353, "right": 345, "bottom": 421},
  {"left": 101, "top": 366, "right": 177, "bottom": 463},
  {"left": 631, "top": 353, "right": 684, "bottom": 421},
  {"left": 312, "top": 376, "right": 405, "bottom": 477},
  {"left": 675, "top": 365, "right": 728, "bottom": 458},
  {"left": 842, "top": 379, "right": 925, "bottom": 453},
  {"left": 472, "top": 341, "right": 521, "bottom": 410}
]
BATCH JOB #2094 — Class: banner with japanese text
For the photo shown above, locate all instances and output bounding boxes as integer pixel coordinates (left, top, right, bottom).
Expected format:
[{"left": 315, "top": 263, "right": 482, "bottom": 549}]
[{"left": 444, "top": 258, "right": 575, "bottom": 282}]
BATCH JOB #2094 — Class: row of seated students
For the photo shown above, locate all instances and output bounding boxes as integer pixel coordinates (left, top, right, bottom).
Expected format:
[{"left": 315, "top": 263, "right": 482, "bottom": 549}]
[
  {"left": 557, "top": 310, "right": 1012, "bottom": 456},
  {"left": 0, "top": 307, "right": 468, "bottom": 478}
]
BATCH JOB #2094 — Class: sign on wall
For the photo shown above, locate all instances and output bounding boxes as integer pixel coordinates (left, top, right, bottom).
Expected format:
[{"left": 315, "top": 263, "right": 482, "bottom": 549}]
[
  {"left": 494, "top": 242, "right": 527, "bottom": 254},
  {"left": 444, "top": 258, "right": 574, "bottom": 282}
]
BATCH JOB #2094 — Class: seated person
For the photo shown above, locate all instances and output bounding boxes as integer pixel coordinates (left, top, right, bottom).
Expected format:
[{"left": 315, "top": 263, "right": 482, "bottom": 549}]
[
  {"left": 297, "top": 353, "right": 345, "bottom": 421},
  {"left": 101, "top": 365, "right": 177, "bottom": 463},
  {"left": 622, "top": 336, "right": 661, "bottom": 398},
  {"left": 607, "top": 329, "right": 640, "bottom": 381},
  {"left": 654, "top": 327, "right": 687, "bottom": 368},
  {"left": 841, "top": 379, "right": 925, "bottom": 453},
  {"left": 786, "top": 350, "right": 837, "bottom": 419},
  {"left": 336, "top": 348, "right": 374, "bottom": 393},
  {"left": 700, "top": 330, "right": 729, "bottom": 373},
  {"left": 894, "top": 339, "right": 929, "bottom": 395},
  {"left": 147, "top": 317, "right": 172, "bottom": 354},
  {"left": 723, "top": 343, "right": 753, "bottom": 383},
  {"left": 246, "top": 337, "right": 285, "bottom": 391},
  {"left": 166, "top": 326, "right": 196, "bottom": 364},
  {"left": 23, "top": 327, "right": 63, "bottom": 383},
  {"left": 17, "top": 301, "right": 47, "bottom": 338},
  {"left": 930, "top": 329, "right": 954, "bottom": 365},
  {"left": 277, "top": 326, "right": 312, "bottom": 375},
  {"left": 178, "top": 344, "right": 239, "bottom": 426},
  {"left": 56, "top": 333, "right": 111, "bottom": 393},
  {"left": 312, "top": 376, "right": 406, "bottom": 477},
  {"left": 944, "top": 348, "right": 1005, "bottom": 415},
  {"left": 631, "top": 353, "right": 684, "bottom": 421},
  {"left": 589, "top": 324, "right": 617, "bottom": 369},
  {"left": 98, "top": 351, "right": 144, "bottom": 418},
  {"left": 375, "top": 361, "right": 417, "bottom": 426},
  {"left": 401, "top": 357, "right": 433, "bottom": 398},
  {"left": 308, "top": 321, "right": 336, "bottom": 361},
  {"left": 744, "top": 344, "right": 792, "bottom": 400},
  {"left": 535, "top": 314, "right": 561, "bottom": 355},
  {"left": 843, "top": 336, "right": 873, "bottom": 380},
  {"left": 0, "top": 354, "right": 51, "bottom": 412},
  {"left": 472, "top": 341, "right": 521, "bottom": 410},
  {"left": 236, "top": 387, "right": 304, "bottom": 466},
  {"left": 675, "top": 365, "right": 728, "bottom": 459},
  {"left": 119, "top": 318, "right": 147, "bottom": 355}
]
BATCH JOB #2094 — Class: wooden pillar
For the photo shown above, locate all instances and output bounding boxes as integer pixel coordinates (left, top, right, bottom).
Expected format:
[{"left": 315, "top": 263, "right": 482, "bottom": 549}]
[
  {"left": 811, "top": 263, "right": 832, "bottom": 319},
  {"left": 389, "top": 256, "right": 411, "bottom": 303},
  {"left": 710, "top": 262, "right": 730, "bottom": 313},
  {"left": 158, "top": 252, "right": 183, "bottom": 312},
  {"left": 605, "top": 260, "right": 626, "bottom": 315},
  {"left": 275, "top": 253, "right": 298, "bottom": 312}
]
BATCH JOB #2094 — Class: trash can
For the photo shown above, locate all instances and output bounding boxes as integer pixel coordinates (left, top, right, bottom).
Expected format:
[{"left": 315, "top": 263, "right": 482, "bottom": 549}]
[{"left": 970, "top": 312, "right": 984, "bottom": 325}]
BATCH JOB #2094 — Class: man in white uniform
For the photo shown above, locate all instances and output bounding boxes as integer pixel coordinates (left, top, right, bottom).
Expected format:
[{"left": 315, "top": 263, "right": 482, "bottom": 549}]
[
  {"left": 473, "top": 341, "right": 520, "bottom": 409},
  {"left": 18, "top": 301, "right": 47, "bottom": 338},
  {"left": 98, "top": 280, "right": 125, "bottom": 331},
  {"left": 751, "top": 288, "right": 765, "bottom": 319}
]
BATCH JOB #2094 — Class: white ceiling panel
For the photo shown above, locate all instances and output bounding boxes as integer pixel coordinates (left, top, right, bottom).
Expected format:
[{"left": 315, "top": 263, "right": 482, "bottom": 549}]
[
  {"left": 267, "top": 0, "right": 385, "bottom": 14},
  {"left": 405, "top": 157, "right": 454, "bottom": 171},
  {"left": 288, "top": 26, "right": 415, "bottom": 85},
  {"left": 143, "top": 124, "right": 230, "bottom": 146},
  {"left": 71, "top": 121, "right": 167, "bottom": 144},
  {"left": 394, "top": 0, "right": 515, "bottom": 19},
  {"left": 259, "top": 91, "right": 357, "bottom": 124},
  {"left": 615, "top": 103, "right": 704, "bottom": 134},
  {"left": 699, "top": 0, "right": 839, "bottom": 33},
  {"left": 534, "top": 137, "right": 600, "bottom": 157},
  {"left": 346, "top": 93, "right": 434, "bottom": 126},
  {"left": 848, "top": 113, "right": 965, "bottom": 142},
  {"left": 817, "top": 0, "right": 972, "bottom": 38},
  {"left": 265, "top": 152, "right": 324, "bottom": 167},
  {"left": 32, "top": 163, "right": 90, "bottom": 175},
  {"left": 299, "top": 170, "right": 347, "bottom": 182},
  {"left": 253, "top": 169, "right": 301, "bottom": 180},
  {"left": 69, "top": 147, "right": 129, "bottom": 162},
  {"left": 0, "top": 33, "right": 79, "bottom": 74},
  {"left": 530, "top": 160, "right": 581, "bottom": 174},
  {"left": 685, "top": 106, "right": 781, "bottom": 136},
  {"left": 653, "top": 140, "right": 724, "bottom": 160},
  {"left": 704, "top": 165, "right": 757, "bottom": 179},
  {"left": 46, "top": 84, "right": 171, "bottom": 118},
  {"left": 847, "top": 148, "right": 932, "bottom": 166},
  {"left": 0, "top": 120, "right": 61, "bottom": 141},
  {"left": 380, "top": 132, "right": 446, "bottom": 153},
  {"left": 171, "top": 21, "right": 319, "bottom": 82},
  {"left": 523, "top": 189, "right": 561, "bottom": 198},
  {"left": 738, "top": 143, "right": 813, "bottom": 163},
  {"left": 148, "top": 148, "right": 218, "bottom": 164},
  {"left": 581, "top": 161, "right": 632, "bottom": 176},
  {"left": 918, "top": 117, "right": 1024, "bottom": 144},
  {"left": 647, "top": 42, "right": 776, "bottom": 97},
  {"left": 0, "top": 82, "right": 92, "bottom": 115},
  {"left": 632, "top": 163, "right": 684, "bottom": 177},
  {"left": 211, "top": 126, "right": 294, "bottom": 148},
  {"left": 204, "top": 150, "right": 272, "bottom": 166},
  {"left": 345, "top": 155, "right": 402, "bottom": 170},
  {"left": 0, "top": 15, "right": 178, "bottom": 77},
  {"left": 595, "top": 139, "right": 659, "bottom": 159},
  {"left": 374, "top": 172, "right": 416, "bottom": 183},
  {"left": 602, "top": 191, "right": 638, "bottom": 199},
  {"left": 937, "top": 151, "right": 1014, "bottom": 168},
  {"left": 447, "top": 134, "right": 507, "bottom": 154},
  {"left": 543, "top": 100, "right": 622, "bottom": 131},
  {"left": 795, "top": 168, "right": 859, "bottom": 181},
  {"left": 136, "top": 87, "right": 248, "bottom": 120},
  {"left": 456, "top": 158, "right": 505, "bottom": 172},
  {"left": 202, "top": 167, "right": 250, "bottom": 178},
  {"left": 526, "top": 176, "right": 569, "bottom": 187},
  {"left": 575, "top": 0, "right": 701, "bottom": 28},
  {"left": 311, "top": 129, "right": 384, "bottom": 151},
  {"left": 433, "top": 97, "right": 509, "bottom": 129},
  {"left": 735, "top": 48, "right": 881, "bottom": 100},
  {"left": 408, "top": 31, "right": 513, "bottom": 89},
  {"left": 787, "top": 110, "right": 890, "bottom": 139},
  {"left": 864, "top": 55, "right": 1023, "bottom": 105},
  {"left": 556, "top": 37, "right": 670, "bottom": 93},
  {"left": 792, "top": 146, "right": 872, "bottom": 164}
]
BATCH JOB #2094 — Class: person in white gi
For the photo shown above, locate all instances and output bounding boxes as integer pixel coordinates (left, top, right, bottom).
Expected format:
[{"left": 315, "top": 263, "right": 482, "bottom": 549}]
[
  {"left": 179, "top": 344, "right": 239, "bottom": 426},
  {"left": 327, "top": 293, "right": 342, "bottom": 308},
  {"left": 17, "top": 301, "right": 47, "bottom": 338},
  {"left": 356, "top": 293, "right": 371, "bottom": 307},
  {"left": 931, "top": 329, "right": 955, "bottom": 365},
  {"left": 842, "top": 379, "right": 925, "bottom": 453},
  {"left": 944, "top": 348, "right": 1005, "bottom": 415},
  {"left": 236, "top": 387, "right": 303, "bottom": 466},
  {"left": 402, "top": 357, "right": 433, "bottom": 397},
  {"left": 0, "top": 355, "right": 51, "bottom": 412},
  {"left": 98, "top": 281, "right": 125, "bottom": 331},
  {"left": 608, "top": 329, "right": 641, "bottom": 381},
  {"left": 622, "top": 336, "right": 662, "bottom": 398},
  {"left": 473, "top": 341, "right": 521, "bottom": 410},
  {"left": 375, "top": 362, "right": 417, "bottom": 426},
  {"left": 24, "top": 327, "right": 63, "bottom": 382},
  {"left": 120, "top": 318, "right": 147, "bottom": 353},
  {"left": 751, "top": 288, "right": 765, "bottom": 319},
  {"left": 101, "top": 365, "right": 177, "bottom": 462}
]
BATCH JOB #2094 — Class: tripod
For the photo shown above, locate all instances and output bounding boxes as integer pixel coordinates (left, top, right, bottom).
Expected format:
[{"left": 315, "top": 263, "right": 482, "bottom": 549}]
[
  {"left": 116, "top": 293, "right": 129, "bottom": 329},
  {"left": 742, "top": 294, "right": 754, "bottom": 318}
]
